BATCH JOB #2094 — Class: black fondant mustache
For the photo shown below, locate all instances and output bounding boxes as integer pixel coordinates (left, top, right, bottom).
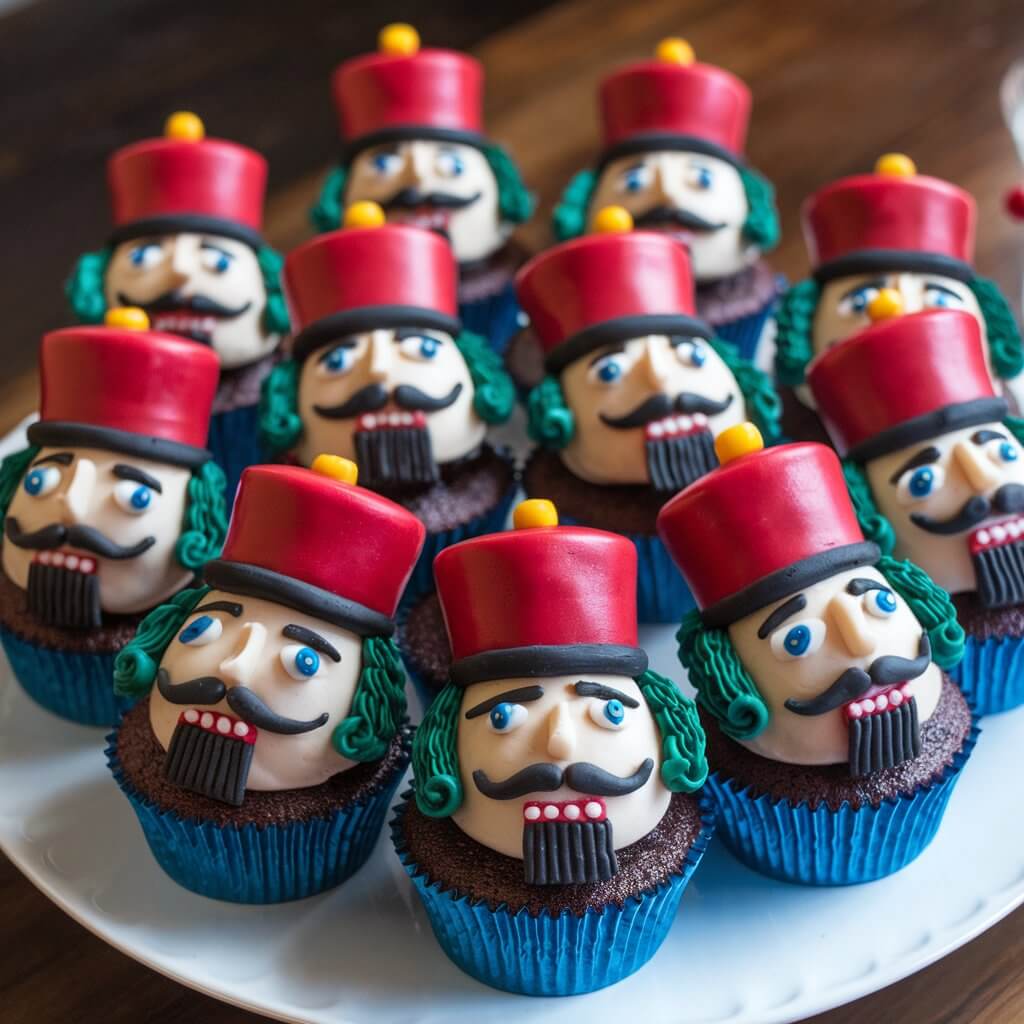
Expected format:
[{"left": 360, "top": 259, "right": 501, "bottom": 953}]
[
  {"left": 910, "top": 484, "right": 1024, "bottom": 535},
  {"left": 5, "top": 517, "right": 156, "bottom": 560},
  {"left": 382, "top": 187, "right": 482, "bottom": 211},
  {"left": 116, "top": 289, "right": 253, "bottom": 319},
  {"left": 312, "top": 381, "right": 463, "bottom": 419},
  {"left": 600, "top": 391, "right": 733, "bottom": 430},
  {"left": 784, "top": 634, "right": 932, "bottom": 717},
  {"left": 472, "top": 758, "right": 654, "bottom": 800},
  {"left": 156, "top": 669, "right": 329, "bottom": 735},
  {"left": 633, "top": 205, "right": 727, "bottom": 233}
]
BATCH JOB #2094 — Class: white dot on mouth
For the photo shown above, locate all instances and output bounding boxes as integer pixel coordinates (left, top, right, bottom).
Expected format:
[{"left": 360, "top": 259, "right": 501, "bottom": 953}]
[
  {"left": 992, "top": 525, "right": 1008, "bottom": 543},
  {"left": 543, "top": 804, "right": 559, "bottom": 820},
  {"left": 977, "top": 529, "right": 991, "bottom": 546},
  {"left": 875, "top": 693, "right": 889, "bottom": 712},
  {"left": 64, "top": 555, "right": 79, "bottom": 570},
  {"left": 648, "top": 422, "right": 664, "bottom": 438},
  {"left": 363, "top": 414, "right": 376, "bottom": 429},
  {"left": 234, "top": 721, "right": 249, "bottom": 737},
  {"left": 184, "top": 709, "right": 199, "bottom": 724},
  {"left": 524, "top": 806, "right": 541, "bottom": 821},
  {"left": 584, "top": 801, "right": 603, "bottom": 819},
  {"left": 52, "top": 552, "right": 65, "bottom": 566},
  {"left": 216, "top": 717, "right": 231, "bottom": 734},
  {"left": 678, "top": 415, "right": 693, "bottom": 432},
  {"left": 200, "top": 712, "right": 214, "bottom": 729},
  {"left": 80, "top": 559, "right": 95, "bottom": 573},
  {"left": 563, "top": 804, "right": 581, "bottom": 820}
]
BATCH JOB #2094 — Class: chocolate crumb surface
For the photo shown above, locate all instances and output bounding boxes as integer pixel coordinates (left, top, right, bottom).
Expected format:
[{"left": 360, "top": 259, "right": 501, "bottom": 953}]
[
  {"left": 398, "top": 592, "right": 450, "bottom": 695},
  {"left": 952, "top": 591, "right": 1024, "bottom": 642}
]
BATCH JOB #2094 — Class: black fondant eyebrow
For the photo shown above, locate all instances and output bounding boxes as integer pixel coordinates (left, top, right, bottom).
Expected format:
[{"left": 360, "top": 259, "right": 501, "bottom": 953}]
[
  {"left": 193, "top": 600, "right": 243, "bottom": 617},
  {"left": 318, "top": 337, "right": 360, "bottom": 357},
  {"left": 839, "top": 277, "right": 887, "bottom": 301},
  {"left": 889, "top": 446, "right": 942, "bottom": 485},
  {"left": 199, "top": 240, "right": 233, "bottom": 257},
  {"left": 971, "top": 429, "right": 1006, "bottom": 445},
  {"left": 465, "top": 685, "right": 545, "bottom": 719},
  {"left": 846, "top": 578, "right": 888, "bottom": 596},
  {"left": 283, "top": 623, "right": 341, "bottom": 663},
  {"left": 394, "top": 327, "right": 444, "bottom": 342},
  {"left": 588, "top": 344, "right": 625, "bottom": 367},
  {"left": 31, "top": 452, "right": 74, "bottom": 467},
  {"left": 574, "top": 681, "right": 640, "bottom": 708},
  {"left": 113, "top": 464, "right": 163, "bottom": 493},
  {"left": 924, "top": 281, "right": 963, "bottom": 299},
  {"left": 757, "top": 594, "right": 808, "bottom": 639}
]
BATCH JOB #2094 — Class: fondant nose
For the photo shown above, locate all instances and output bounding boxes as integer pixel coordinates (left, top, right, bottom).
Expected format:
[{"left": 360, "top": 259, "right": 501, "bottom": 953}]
[
  {"left": 953, "top": 439, "right": 1001, "bottom": 494},
  {"left": 60, "top": 457, "right": 96, "bottom": 524},
  {"left": 546, "top": 701, "right": 575, "bottom": 761},
  {"left": 220, "top": 622, "right": 267, "bottom": 684},
  {"left": 640, "top": 336, "right": 673, "bottom": 387},
  {"left": 368, "top": 330, "right": 393, "bottom": 380},
  {"left": 828, "top": 591, "right": 877, "bottom": 659}
]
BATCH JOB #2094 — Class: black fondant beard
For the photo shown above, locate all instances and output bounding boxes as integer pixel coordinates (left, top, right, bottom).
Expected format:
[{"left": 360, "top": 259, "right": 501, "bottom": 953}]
[
  {"left": 972, "top": 540, "right": 1024, "bottom": 608},
  {"left": 355, "top": 425, "right": 438, "bottom": 487},
  {"left": 522, "top": 818, "right": 617, "bottom": 885},
  {"left": 163, "top": 716, "right": 255, "bottom": 807},
  {"left": 848, "top": 695, "right": 921, "bottom": 777},
  {"left": 26, "top": 561, "right": 101, "bottom": 629},
  {"left": 646, "top": 430, "right": 717, "bottom": 493}
]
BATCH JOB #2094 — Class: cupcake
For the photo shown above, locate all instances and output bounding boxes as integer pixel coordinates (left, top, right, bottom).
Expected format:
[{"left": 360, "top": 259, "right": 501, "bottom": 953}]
[
  {"left": 517, "top": 207, "right": 781, "bottom": 623},
  {"left": 809, "top": 307, "right": 1024, "bottom": 714},
  {"left": 393, "top": 499, "right": 712, "bottom": 996},
  {"left": 550, "top": 38, "right": 782, "bottom": 363},
  {"left": 310, "top": 24, "right": 535, "bottom": 354},
  {"left": 109, "top": 456, "right": 425, "bottom": 903},
  {"left": 64, "top": 112, "right": 290, "bottom": 498},
  {"left": 775, "top": 154, "right": 1023, "bottom": 441},
  {"left": 260, "top": 201, "right": 517, "bottom": 598},
  {"left": 0, "top": 309, "right": 226, "bottom": 725},
  {"left": 396, "top": 590, "right": 450, "bottom": 707},
  {"left": 658, "top": 423, "right": 974, "bottom": 885}
]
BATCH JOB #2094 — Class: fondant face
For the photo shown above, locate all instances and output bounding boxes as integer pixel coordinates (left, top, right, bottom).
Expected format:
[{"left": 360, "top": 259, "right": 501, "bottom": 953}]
[
  {"left": 452, "top": 673, "right": 669, "bottom": 861},
  {"left": 2, "top": 446, "right": 192, "bottom": 619},
  {"left": 729, "top": 565, "right": 941, "bottom": 768},
  {"left": 105, "top": 232, "right": 279, "bottom": 370},
  {"left": 148, "top": 590, "right": 363, "bottom": 793},
  {"left": 588, "top": 151, "right": 754, "bottom": 281},
  {"left": 294, "top": 328, "right": 484, "bottom": 475},
  {"left": 345, "top": 140, "right": 507, "bottom": 264},
  {"left": 559, "top": 334, "right": 746, "bottom": 489},
  {"left": 864, "top": 422, "right": 1024, "bottom": 599}
]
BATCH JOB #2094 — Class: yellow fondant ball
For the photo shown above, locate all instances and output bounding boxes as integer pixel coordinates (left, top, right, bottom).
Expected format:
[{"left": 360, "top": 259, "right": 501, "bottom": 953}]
[
  {"left": 344, "top": 201, "right": 387, "bottom": 229},
  {"left": 165, "top": 111, "right": 205, "bottom": 142},
  {"left": 714, "top": 422, "right": 764, "bottom": 466},
  {"left": 379, "top": 23, "right": 420, "bottom": 56},
  {"left": 656, "top": 37, "right": 695, "bottom": 65},
  {"left": 592, "top": 205, "right": 634, "bottom": 234},
  {"left": 875, "top": 153, "right": 916, "bottom": 178},
  {"left": 513, "top": 499, "right": 559, "bottom": 529},
  {"left": 312, "top": 454, "right": 359, "bottom": 485},
  {"left": 867, "top": 288, "right": 904, "bottom": 322},
  {"left": 105, "top": 307, "right": 150, "bottom": 331}
]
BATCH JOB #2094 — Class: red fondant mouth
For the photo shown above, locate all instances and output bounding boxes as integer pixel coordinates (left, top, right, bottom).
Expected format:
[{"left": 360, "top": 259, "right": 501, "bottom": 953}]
[
  {"left": 644, "top": 412, "right": 709, "bottom": 442},
  {"left": 388, "top": 207, "right": 453, "bottom": 232},
  {"left": 151, "top": 313, "right": 221, "bottom": 338},
  {"left": 522, "top": 796, "right": 608, "bottom": 823},
  {"left": 32, "top": 550, "right": 97, "bottom": 574},
  {"left": 843, "top": 683, "right": 913, "bottom": 721},
  {"left": 178, "top": 709, "right": 258, "bottom": 744},
  {"left": 969, "top": 517, "right": 1024, "bottom": 555},
  {"left": 355, "top": 410, "right": 427, "bottom": 433}
]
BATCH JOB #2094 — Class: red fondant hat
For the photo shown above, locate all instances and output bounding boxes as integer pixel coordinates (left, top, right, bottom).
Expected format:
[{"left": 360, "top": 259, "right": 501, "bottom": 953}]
[
  {"left": 803, "top": 155, "right": 975, "bottom": 282},
  {"left": 657, "top": 427, "right": 877, "bottom": 626},
  {"left": 808, "top": 310, "right": 1005, "bottom": 461},
  {"left": 599, "top": 39, "right": 750, "bottom": 163},
  {"left": 27, "top": 310, "right": 219, "bottom": 467},
  {"left": 107, "top": 113, "right": 267, "bottom": 248},
  {"left": 205, "top": 458, "right": 425, "bottom": 635},
  {"left": 516, "top": 220, "right": 708, "bottom": 373},
  {"left": 285, "top": 208, "right": 460, "bottom": 361},
  {"left": 331, "top": 25, "right": 484, "bottom": 154},
  {"left": 434, "top": 500, "right": 648, "bottom": 685}
]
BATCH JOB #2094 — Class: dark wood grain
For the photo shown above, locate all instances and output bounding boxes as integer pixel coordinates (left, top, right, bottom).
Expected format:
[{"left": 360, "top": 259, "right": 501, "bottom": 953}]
[{"left": 4, "top": 0, "right": 1024, "bottom": 1021}]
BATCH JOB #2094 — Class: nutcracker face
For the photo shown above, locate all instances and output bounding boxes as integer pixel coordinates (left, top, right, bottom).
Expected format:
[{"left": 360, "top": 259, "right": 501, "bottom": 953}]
[
  {"left": 588, "top": 150, "right": 755, "bottom": 281},
  {"left": 728, "top": 565, "right": 941, "bottom": 773},
  {"left": 864, "top": 422, "right": 1024, "bottom": 603},
  {"left": 2, "top": 445, "right": 193, "bottom": 623},
  {"left": 105, "top": 232, "right": 279, "bottom": 370},
  {"left": 558, "top": 333, "right": 746, "bottom": 490},
  {"left": 148, "top": 590, "right": 363, "bottom": 801},
  {"left": 452, "top": 672, "right": 669, "bottom": 880},
  {"left": 294, "top": 328, "right": 483, "bottom": 483},
  {"left": 345, "top": 140, "right": 507, "bottom": 264}
]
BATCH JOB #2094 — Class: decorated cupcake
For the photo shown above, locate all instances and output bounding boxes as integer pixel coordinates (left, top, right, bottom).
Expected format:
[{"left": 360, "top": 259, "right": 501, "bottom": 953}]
[
  {"left": 549, "top": 38, "right": 781, "bottom": 363},
  {"left": 312, "top": 24, "right": 534, "bottom": 353},
  {"left": 65, "top": 112, "right": 290, "bottom": 497},
  {"left": 108, "top": 456, "right": 424, "bottom": 903},
  {"left": 260, "top": 201, "right": 517, "bottom": 597},
  {"left": 393, "top": 499, "right": 712, "bottom": 995},
  {"left": 809, "top": 307, "right": 1024, "bottom": 714},
  {"left": 517, "top": 207, "right": 780, "bottom": 622},
  {"left": 0, "top": 309, "right": 225, "bottom": 725},
  {"left": 658, "top": 423, "right": 974, "bottom": 885},
  {"left": 775, "top": 154, "right": 1023, "bottom": 439}
]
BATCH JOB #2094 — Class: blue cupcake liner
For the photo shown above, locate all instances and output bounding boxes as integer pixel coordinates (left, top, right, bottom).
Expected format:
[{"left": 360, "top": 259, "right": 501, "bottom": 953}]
[
  {"left": 391, "top": 792, "right": 715, "bottom": 996},
  {"left": 0, "top": 624, "right": 133, "bottom": 726},
  {"left": 206, "top": 403, "right": 263, "bottom": 502},
  {"left": 710, "top": 283, "right": 783, "bottom": 364},
  {"left": 705, "top": 719, "right": 979, "bottom": 886},
  {"left": 106, "top": 725, "right": 411, "bottom": 904},
  {"left": 459, "top": 280, "right": 522, "bottom": 355},
  {"left": 950, "top": 631, "right": 1024, "bottom": 714}
]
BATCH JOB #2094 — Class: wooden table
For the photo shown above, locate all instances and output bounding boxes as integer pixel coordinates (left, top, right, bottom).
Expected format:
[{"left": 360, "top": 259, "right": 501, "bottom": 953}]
[{"left": 3, "top": 0, "right": 1024, "bottom": 1020}]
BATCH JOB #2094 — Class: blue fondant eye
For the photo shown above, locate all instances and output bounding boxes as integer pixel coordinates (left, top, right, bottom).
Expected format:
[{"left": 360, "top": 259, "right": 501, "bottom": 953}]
[
  {"left": 295, "top": 647, "right": 319, "bottom": 676},
  {"left": 398, "top": 334, "right": 444, "bottom": 361},
  {"left": 692, "top": 165, "right": 713, "bottom": 189},
  {"left": 113, "top": 479, "right": 155, "bottom": 515},
  {"left": 675, "top": 339, "right": 707, "bottom": 368},
  {"left": 23, "top": 465, "right": 61, "bottom": 498},
  {"left": 588, "top": 698, "right": 627, "bottom": 730},
  {"left": 865, "top": 588, "right": 898, "bottom": 618},
  {"left": 841, "top": 285, "right": 881, "bottom": 317},
  {"left": 200, "top": 246, "right": 233, "bottom": 274},
  {"left": 129, "top": 243, "right": 163, "bottom": 269},
  {"left": 371, "top": 151, "right": 401, "bottom": 175},
  {"left": 785, "top": 625, "right": 810, "bottom": 655},
  {"left": 909, "top": 468, "right": 934, "bottom": 496},
  {"left": 621, "top": 165, "right": 649, "bottom": 193},
  {"left": 280, "top": 643, "right": 323, "bottom": 680},
  {"left": 317, "top": 345, "right": 354, "bottom": 376},
  {"left": 437, "top": 149, "right": 465, "bottom": 177},
  {"left": 488, "top": 702, "right": 528, "bottom": 733},
  {"left": 924, "top": 286, "right": 964, "bottom": 310},
  {"left": 178, "top": 614, "right": 223, "bottom": 646},
  {"left": 593, "top": 353, "right": 626, "bottom": 383},
  {"left": 770, "top": 619, "right": 826, "bottom": 661},
  {"left": 1000, "top": 441, "right": 1018, "bottom": 463},
  {"left": 898, "top": 462, "right": 946, "bottom": 505}
]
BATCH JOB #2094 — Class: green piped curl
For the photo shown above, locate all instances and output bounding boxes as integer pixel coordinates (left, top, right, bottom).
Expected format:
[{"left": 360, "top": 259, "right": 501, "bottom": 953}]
[
  {"left": 552, "top": 169, "right": 598, "bottom": 242},
  {"left": 454, "top": 329, "right": 516, "bottom": 424},
  {"left": 526, "top": 374, "right": 575, "bottom": 448},
  {"left": 311, "top": 166, "right": 348, "bottom": 234},
  {"left": 841, "top": 459, "right": 895, "bottom": 556},
  {"left": 412, "top": 681, "right": 464, "bottom": 817},
  {"left": 739, "top": 166, "right": 781, "bottom": 252},
  {"left": 970, "top": 276, "right": 1024, "bottom": 381},
  {"left": 259, "top": 359, "right": 303, "bottom": 455},
  {"left": 332, "top": 635, "right": 407, "bottom": 762},
  {"left": 257, "top": 245, "right": 291, "bottom": 336},
  {"left": 0, "top": 445, "right": 40, "bottom": 518},
  {"left": 65, "top": 248, "right": 112, "bottom": 324},
  {"left": 635, "top": 669, "right": 708, "bottom": 791},
  {"left": 1005, "top": 416, "right": 1024, "bottom": 446},
  {"left": 113, "top": 585, "right": 210, "bottom": 697},
  {"left": 774, "top": 278, "right": 820, "bottom": 388},
  {"left": 174, "top": 461, "right": 228, "bottom": 571}
]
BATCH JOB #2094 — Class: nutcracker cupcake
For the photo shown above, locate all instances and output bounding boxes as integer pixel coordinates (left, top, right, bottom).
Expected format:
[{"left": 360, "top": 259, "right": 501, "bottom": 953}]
[
  {"left": 809, "top": 307, "right": 1024, "bottom": 714},
  {"left": 65, "top": 113, "right": 290, "bottom": 497},
  {"left": 312, "top": 24, "right": 534, "bottom": 353},
  {"left": 659, "top": 423, "right": 974, "bottom": 885},
  {"left": 393, "top": 499, "right": 712, "bottom": 995},
  {"left": 0, "top": 309, "right": 226, "bottom": 725},
  {"left": 260, "top": 201, "right": 517, "bottom": 597},
  {"left": 518, "top": 207, "right": 780, "bottom": 622},
  {"left": 108, "top": 456, "right": 424, "bottom": 903}
]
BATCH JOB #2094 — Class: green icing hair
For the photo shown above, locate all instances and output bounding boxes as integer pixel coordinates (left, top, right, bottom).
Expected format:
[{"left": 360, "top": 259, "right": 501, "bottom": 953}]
[
  {"left": 454, "top": 329, "right": 516, "bottom": 424},
  {"left": 114, "top": 585, "right": 210, "bottom": 697},
  {"left": 677, "top": 609, "right": 769, "bottom": 742},
  {"left": 259, "top": 359, "right": 303, "bottom": 455},
  {"left": 65, "top": 248, "right": 112, "bottom": 324},
  {"left": 773, "top": 277, "right": 820, "bottom": 388},
  {"left": 412, "top": 681, "right": 464, "bottom": 817},
  {"left": 0, "top": 445, "right": 39, "bottom": 518},
  {"left": 332, "top": 635, "right": 407, "bottom": 762},
  {"left": 635, "top": 669, "right": 708, "bottom": 791},
  {"left": 257, "top": 245, "right": 291, "bottom": 336},
  {"left": 552, "top": 169, "right": 598, "bottom": 241},
  {"left": 1004, "top": 416, "right": 1024, "bottom": 446},
  {"left": 970, "top": 275, "right": 1024, "bottom": 381},
  {"left": 309, "top": 144, "right": 534, "bottom": 235},
  {"left": 841, "top": 459, "right": 895, "bottom": 556},
  {"left": 525, "top": 335, "right": 782, "bottom": 449},
  {"left": 175, "top": 461, "right": 229, "bottom": 571}
]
